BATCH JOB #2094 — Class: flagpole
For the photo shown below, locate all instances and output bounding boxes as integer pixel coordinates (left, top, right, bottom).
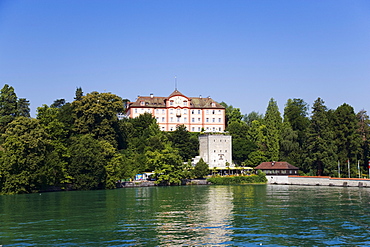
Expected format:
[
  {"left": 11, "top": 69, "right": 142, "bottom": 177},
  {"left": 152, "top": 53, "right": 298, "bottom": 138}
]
[
  {"left": 358, "top": 160, "right": 360, "bottom": 178},
  {"left": 348, "top": 159, "right": 350, "bottom": 178},
  {"left": 338, "top": 160, "right": 340, "bottom": 178}
]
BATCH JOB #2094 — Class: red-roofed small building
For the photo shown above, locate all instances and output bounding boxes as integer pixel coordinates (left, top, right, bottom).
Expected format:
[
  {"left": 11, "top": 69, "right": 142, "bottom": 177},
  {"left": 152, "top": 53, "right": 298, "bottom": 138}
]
[
  {"left": 126, "top": 90, "right": 226, "bottom": 132},
  {"left": 255, "top": 161, "right": 299, "bottom": 175}
]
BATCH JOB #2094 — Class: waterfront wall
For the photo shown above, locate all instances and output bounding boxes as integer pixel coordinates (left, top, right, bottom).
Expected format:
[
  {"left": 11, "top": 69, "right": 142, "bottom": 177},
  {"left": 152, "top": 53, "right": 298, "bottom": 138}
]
[{"left": 268, "top": 175, "right": 370, "bottom": 188}]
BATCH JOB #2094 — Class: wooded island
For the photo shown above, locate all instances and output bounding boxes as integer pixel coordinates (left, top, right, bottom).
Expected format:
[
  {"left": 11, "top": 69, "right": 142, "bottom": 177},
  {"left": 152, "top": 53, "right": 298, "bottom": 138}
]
[{"left": 0, "top": 84, "right": 368, "bottom": 194}]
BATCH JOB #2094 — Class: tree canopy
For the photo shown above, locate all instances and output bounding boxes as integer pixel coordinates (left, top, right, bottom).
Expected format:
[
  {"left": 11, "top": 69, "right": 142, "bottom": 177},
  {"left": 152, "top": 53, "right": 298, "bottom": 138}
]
[{"left": 0, "top": 84, "right": 369, "bottom": 193}]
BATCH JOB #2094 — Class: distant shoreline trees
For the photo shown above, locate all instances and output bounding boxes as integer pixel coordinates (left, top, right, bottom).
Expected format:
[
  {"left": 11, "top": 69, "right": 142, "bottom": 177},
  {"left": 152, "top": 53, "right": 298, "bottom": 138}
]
[{"left": 0, "top": 83, "right": 369, "bottom": 194}]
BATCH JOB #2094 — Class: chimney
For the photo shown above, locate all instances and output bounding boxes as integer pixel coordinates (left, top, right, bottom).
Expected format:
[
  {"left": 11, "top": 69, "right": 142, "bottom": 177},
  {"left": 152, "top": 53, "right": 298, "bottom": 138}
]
[
  {"left": 150, "top": 93, "right": 154, "bottom": 98},
  {"left": 199, "top": 95, "right": 202, "bottom": 98}
]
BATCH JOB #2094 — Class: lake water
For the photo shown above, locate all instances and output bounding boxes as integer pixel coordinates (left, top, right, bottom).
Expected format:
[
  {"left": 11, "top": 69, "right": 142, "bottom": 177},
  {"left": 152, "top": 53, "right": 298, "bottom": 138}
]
[{"left": 1, "top": 184, "right": 370, "bottom": 246}]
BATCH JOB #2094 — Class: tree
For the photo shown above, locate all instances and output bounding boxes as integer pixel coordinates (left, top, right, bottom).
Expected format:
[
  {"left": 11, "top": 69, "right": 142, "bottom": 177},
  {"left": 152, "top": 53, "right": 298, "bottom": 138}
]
[
  {"left": 67, "top": 134, "right": 122, "bottom": 190},
  {"left": 192, "top": 158, "right": 209, "bottom": 178},
  {"left": 37, "top": 104, "right": 70, "bottom": 186},
  {"left": 220, "top": 102, "right": 242, "bottom": 126},
  {"left": 357, "top": 110, "right": 370, "bottom": 173},
  {"left": 279, "top": 122, "right": 299, "bottom": 164},
  {"left": 0, "top": 84, "right": 18, "bottom": 134},
  {"left": 282, "top": 98, "right": 310, "bottom": 166},
  {"left": 227, "top": 121, "right": 255, "bottom": 165},
  {"left": 72, "top": 91, "right": 124, "bottom": 148},
  {"left": 284, "top": 99, "right": 310, "bottom": 142},
  {"left": 243, "top": 111, "right": 263, "bottom": 127},
  {"left": 169, "top": 125, "right": 198, "bottom": 162},
  {"left": 74, "top": 87, "right": 83, "bottom": 101},
  {"left": 332, "top": 103, "right": 362, "bottom": 177},
  {"left": 264, "top": 98, "right": 282, "bottom": 161},
  {"left": 17, "top": 98, "right": 30, "bottom": 117},
  {"left": 304, "top": 98, "right": 337, "bottom": 176},
  {"left": 245, "top": 120, "right": 268, "bottom": 167},
  {"left": 50, "top": 99, "right": 66, "bottom": 108},
  {"left": 146, "top": 144, "right": 188, "bottom": 185},
  {"left": 0, "top": 117, "right": 53, "bottom": 194}
]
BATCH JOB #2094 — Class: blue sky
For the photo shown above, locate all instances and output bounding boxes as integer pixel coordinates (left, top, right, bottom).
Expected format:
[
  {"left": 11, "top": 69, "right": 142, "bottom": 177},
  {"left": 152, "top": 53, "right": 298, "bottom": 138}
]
[{"left": 1, "top": 0, "right": 370, "bottom": 117}]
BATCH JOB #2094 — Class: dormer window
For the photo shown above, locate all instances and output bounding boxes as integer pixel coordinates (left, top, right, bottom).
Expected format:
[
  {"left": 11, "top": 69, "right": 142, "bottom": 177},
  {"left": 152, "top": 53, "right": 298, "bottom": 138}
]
[
  {"left": 140, "top": 101, "right": 145, "bottom": 106},
  {"left": 212, "top": 102, "right": 216, "bottom": 107}
]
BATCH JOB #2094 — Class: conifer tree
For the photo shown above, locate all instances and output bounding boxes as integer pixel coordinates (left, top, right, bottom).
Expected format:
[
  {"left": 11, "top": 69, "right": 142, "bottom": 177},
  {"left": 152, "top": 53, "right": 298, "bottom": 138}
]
[
  {"left": 264, "top": 98, "right": 282, "bottom": 161},
  {"left": 17, "top": 98, "right": 30, "bottom": 117},
  {"left": 332, "top": 103, "right": 362, "bottom": 177},
  {"left": 357, "top": 110, "right": 370, "bottom": 172},
  {"left": 282, "top": 98, "right": 310, "bottom": 166},
  {"left": 304, "top": 98, "right": 337, "bottom": 176},
  {"left": 0, "top": 84, "right": 18, "bottom": 134}
]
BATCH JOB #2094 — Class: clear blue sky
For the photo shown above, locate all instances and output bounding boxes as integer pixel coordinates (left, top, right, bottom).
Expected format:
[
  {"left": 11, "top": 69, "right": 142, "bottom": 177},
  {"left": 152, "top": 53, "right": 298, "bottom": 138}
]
[{"left": 1, "top": 0, "right": 370, "bottom": 117}]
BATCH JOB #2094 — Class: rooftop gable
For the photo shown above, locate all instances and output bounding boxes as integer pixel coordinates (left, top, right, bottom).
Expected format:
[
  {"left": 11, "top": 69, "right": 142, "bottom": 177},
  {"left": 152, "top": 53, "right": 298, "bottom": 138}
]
[
  {"left": 128, "top": 90, "right": 225, "bottom": 109},
  {"left": 255, "top": 162, "right": 299, "bottom": 170}
]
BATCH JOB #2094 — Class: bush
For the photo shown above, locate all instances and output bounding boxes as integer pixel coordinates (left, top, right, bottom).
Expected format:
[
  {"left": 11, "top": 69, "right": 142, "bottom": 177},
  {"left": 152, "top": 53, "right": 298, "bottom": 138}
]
[{"left": 207, "top": 173, "right": 267, "bottom": 185}]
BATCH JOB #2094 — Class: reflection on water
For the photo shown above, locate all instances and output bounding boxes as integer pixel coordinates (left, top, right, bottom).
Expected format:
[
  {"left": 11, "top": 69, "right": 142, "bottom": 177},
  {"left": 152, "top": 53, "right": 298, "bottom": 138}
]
[
  {"left": 155, "top": 186, "right": 233, "bottom": 246},
  {"left": 1, "top": 185, "right": 370, "bottom": 246}
]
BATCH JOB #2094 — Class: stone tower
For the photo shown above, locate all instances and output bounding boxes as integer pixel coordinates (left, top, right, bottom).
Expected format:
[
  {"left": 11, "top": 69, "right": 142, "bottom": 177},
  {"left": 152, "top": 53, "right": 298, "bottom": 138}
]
[{"left": 197, "top": 134, "right": 232, "bottom": 168}]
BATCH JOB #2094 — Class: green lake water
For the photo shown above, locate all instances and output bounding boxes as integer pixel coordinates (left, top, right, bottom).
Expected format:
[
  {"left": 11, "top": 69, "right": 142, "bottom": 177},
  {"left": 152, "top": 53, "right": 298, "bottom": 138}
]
[{"left": 1, "top": 184, "right": 370, "bottom": 246}]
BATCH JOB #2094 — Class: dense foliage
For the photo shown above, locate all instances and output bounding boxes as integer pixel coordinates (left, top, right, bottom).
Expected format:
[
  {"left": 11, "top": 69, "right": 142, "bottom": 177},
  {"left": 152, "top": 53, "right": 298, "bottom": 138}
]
[
  {"left": 0, "top": 83, "right": 369, "bottom": 193},
  {"left": 222, "top": 97, "right": 370, "bottom": 178},
  {"left": 207, "top": 171, "right": 267, "bottom": 185}
]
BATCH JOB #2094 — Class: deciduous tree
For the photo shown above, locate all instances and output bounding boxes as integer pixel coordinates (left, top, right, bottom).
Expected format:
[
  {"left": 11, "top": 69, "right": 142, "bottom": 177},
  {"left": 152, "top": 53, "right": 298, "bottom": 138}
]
[
  {"left": 72, "top": 91, "right": 124, "bottom": 148},
  {"left": 0, "top": 117, "right": 52, "bottom": 194}
]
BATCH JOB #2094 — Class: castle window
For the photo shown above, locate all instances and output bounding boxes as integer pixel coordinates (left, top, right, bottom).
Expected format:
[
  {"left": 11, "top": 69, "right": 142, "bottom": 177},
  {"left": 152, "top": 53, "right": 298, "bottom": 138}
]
[
  {"left": 183, "top": 101, "right": 187, "bottom": 106},
  {"left": 170, "top": 100, "right": 174, "bottom": 106}
]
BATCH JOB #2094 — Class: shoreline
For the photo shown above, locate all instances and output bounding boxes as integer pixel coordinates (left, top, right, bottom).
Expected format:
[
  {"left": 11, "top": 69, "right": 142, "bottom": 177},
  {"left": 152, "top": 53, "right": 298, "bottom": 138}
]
[{"left": 268, "top": 175, "right": 370, "bottom": 188}]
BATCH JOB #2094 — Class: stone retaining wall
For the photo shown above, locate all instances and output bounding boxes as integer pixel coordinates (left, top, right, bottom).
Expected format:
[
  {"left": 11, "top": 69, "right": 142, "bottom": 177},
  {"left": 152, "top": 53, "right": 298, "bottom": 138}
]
[{"left": 268, "top": 175, "right": 370, "bottom": 187}]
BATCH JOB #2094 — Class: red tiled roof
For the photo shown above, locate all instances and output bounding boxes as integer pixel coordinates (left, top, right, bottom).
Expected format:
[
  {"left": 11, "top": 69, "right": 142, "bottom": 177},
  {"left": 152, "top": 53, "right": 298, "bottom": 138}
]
[
  {"left": 128, "top": 90, "right": 225, "bottom": 109},
  {"left": 168, "top": 89, "right": 187, "bottom": 98},
  {"left": 255, "top": 162, "right": 299, "bottom": 170}
]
